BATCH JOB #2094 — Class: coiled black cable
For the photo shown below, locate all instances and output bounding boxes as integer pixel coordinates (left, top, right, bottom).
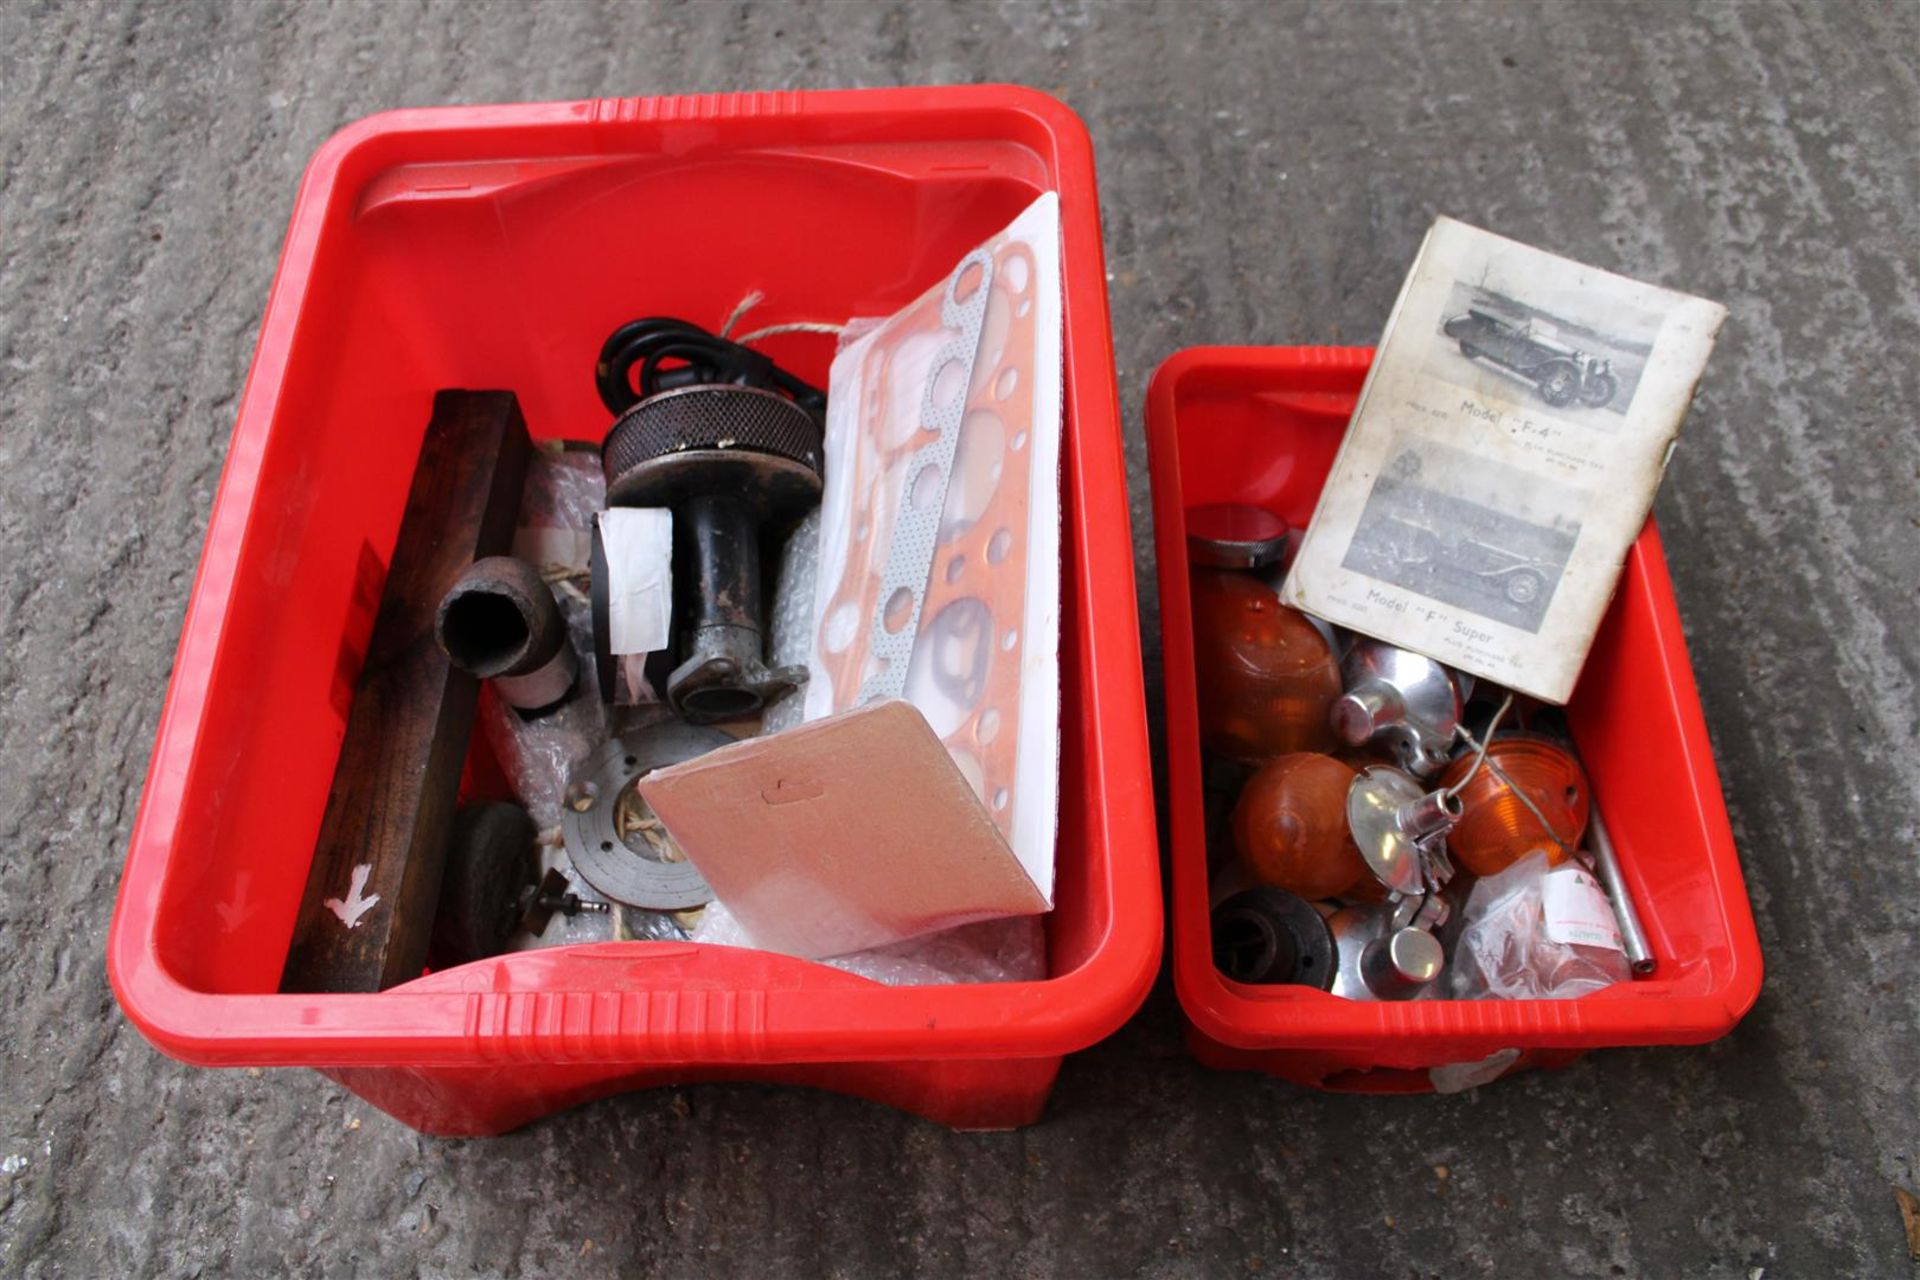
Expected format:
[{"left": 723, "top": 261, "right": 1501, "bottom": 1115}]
[{"left": 594, "top": 317, "right": 826, "bottom": 418}]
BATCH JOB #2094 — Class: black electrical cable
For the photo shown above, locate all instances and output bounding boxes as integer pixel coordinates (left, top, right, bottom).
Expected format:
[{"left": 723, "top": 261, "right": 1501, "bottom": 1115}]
[{"left": 594, "top": 317, "right": 826, "bottom": 418}]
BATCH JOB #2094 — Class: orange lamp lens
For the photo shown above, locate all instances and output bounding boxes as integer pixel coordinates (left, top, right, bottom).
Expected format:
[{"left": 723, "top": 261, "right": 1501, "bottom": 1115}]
[
  {"left": 1191, "top": 570, "right": 1341, "bottom": 762},
  {"left": 1233, "top": 752, "right": 1374, "bottom": 900},
  {"left": 1440, "top": 736, "right": 1591, "bottom": 877}
]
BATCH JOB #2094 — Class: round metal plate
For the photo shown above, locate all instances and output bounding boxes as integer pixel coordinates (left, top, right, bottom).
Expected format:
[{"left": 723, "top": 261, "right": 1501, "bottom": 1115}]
[
  {"left": 562, "top": 722, "right": 733, "bottom": 909},
  {"left": 1346, "top": 765, "right": 1427, "bottom": 896},
  {"left": 1185, "top": 504, "right": 1290, "bottom": 569}
]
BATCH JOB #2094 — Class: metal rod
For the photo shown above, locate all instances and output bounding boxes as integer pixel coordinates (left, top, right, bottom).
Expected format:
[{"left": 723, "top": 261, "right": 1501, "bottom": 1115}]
[{"left": 1587, "top": 805, "right": 1656, "bottom": 975}]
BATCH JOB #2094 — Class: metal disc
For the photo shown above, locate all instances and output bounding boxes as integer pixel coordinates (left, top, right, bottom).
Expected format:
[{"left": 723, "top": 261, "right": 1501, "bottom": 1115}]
[
  {"left": 561, "top": 722, "right": 733, "bottom": 909},
  {"left": 1185, "top": 504, "right": 1290, "bottom": 569},
  {"left": 1346, "top": 766, "right": 1427, "bottom": 896}
]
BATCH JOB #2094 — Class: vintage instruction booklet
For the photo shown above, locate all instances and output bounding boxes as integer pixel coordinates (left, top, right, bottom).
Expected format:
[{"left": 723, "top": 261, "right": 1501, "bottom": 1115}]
[{"left": 1282, "top": 216, "right": 1726, "bottom": 704}]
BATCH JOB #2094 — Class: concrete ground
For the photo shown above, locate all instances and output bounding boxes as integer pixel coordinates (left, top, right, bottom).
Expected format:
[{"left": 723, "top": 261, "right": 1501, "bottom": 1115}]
[{"left": 2, "top": 1, "right": 1916, "bottom": 1275}]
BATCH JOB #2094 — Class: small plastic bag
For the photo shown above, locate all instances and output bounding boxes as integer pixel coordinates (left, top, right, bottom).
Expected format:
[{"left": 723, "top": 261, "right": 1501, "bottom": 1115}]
[{"left": 1449, "top": 850, "right": 1629, "bottom": 1000}]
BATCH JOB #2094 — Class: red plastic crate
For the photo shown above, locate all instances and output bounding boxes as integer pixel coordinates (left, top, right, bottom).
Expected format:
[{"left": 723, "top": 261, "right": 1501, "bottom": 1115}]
[
  {"left": 108, "top": 87, "right": 1160, "bottom": 1136},
  {"left": 1148, "top": 346, "right": 1761, "bottom": 1092}
]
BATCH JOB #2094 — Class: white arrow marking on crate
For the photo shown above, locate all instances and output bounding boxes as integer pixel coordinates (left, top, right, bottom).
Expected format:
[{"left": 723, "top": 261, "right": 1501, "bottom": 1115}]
[
  {"left": 214, "top": 872, "right": 257, "bottom": 931},
  {"left": 324, "top": 863, "right": 381, "bottom": 930}
]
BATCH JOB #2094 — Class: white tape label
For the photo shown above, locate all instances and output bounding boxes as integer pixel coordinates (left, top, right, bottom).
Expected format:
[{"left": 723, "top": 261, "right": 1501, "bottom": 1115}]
[
  {"left": 1542, "top": 865, "right": 1624, "bottom": 952},
  {"left": 599, "top": 507, "right": 673, "bottom": 655}
]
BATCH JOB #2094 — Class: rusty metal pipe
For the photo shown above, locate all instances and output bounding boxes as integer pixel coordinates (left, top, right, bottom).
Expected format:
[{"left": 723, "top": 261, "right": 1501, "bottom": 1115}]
[{"left": 436, "top": 556, "right": 578, "bottom": 714}]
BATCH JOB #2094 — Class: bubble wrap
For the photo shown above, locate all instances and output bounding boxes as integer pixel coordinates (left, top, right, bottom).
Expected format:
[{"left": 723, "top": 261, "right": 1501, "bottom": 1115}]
[
  {"left": 692, "top": 899, "right": 1045, "bottom": 985},
  {"left": 483, "top": 448, "right": 689, "bottom": 949},
  {"left": 761, "top": 507, "right": 821, "bottom": 736},
  {"left": 481, "top": 449, "right": 608, "bottom": 832}
]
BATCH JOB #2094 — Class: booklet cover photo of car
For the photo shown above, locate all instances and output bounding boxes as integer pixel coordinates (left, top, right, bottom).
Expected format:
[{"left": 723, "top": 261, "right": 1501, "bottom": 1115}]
[{"left": 1283, "top": 216, "right": 1726, "bottom": 704}]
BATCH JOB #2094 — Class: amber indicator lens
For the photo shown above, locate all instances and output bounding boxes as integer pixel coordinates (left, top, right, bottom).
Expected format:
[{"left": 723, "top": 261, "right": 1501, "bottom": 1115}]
[
  {"left": 1440, "top": 735, "right": 1591, "bottom": 876},
  {"left": 1190, "top": 570, "right": 1341, "bottom": 763},
  {"left": 1232, "top": 752, "right": 1378, "bottom": 900}
]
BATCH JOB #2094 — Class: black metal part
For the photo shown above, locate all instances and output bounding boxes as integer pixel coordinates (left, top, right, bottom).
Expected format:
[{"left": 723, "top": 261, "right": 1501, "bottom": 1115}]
[
  {"left": 1211, "top": 888, "right": 1337, "bottom": 989},
  {"left": 599, "top": 383, "right": 822, "bottom": 722},
  {"left": 589, "top": 520, "right": 617, "bottom": 702},
  {"left": 519, "top": 867, "right": 611, "bottom": 937},
  {"left": 595, "top": 317, "right": 826, "bottom": 417},
  {"left": 671, "top": 493, "right": 767, "bottom": 720},
  {"left": 601, "top": 384, "right": 824, "bottom": 498}
]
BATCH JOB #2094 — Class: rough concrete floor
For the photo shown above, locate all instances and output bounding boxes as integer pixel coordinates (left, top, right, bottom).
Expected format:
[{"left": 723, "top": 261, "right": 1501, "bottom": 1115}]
[{"left": 2, "top": 1, "right": 1916, "bottom": 1276}]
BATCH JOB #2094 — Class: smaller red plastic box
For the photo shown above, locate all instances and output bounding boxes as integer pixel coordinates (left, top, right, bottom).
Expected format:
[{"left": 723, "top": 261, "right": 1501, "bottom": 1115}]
[
  {"left": 108, "top": 87, "right": 1160, "bottom": 1136},
  {"left": 1148, "top": 346, "right": 1762, "bottom": 1092}
]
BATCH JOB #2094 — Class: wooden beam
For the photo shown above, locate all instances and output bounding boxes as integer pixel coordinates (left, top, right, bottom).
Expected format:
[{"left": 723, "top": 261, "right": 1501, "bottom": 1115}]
[{"left": 281, "top": 391, "right": 533, "bottom": 992}]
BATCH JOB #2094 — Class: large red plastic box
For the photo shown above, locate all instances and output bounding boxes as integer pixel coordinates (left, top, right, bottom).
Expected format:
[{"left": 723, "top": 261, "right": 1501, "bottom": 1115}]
[
  {"left": 1148, "top": 346, "right": 1762, "bottom": 1092},
  {"left": 108, "top": 88, "right": 1159, "bottom": 1136}
]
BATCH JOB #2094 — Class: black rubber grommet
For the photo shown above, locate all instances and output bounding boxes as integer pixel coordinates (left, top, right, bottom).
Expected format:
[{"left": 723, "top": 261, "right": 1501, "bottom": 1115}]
[{"left": 1211, "top": 888, "right": 1337, "bottom": 989}]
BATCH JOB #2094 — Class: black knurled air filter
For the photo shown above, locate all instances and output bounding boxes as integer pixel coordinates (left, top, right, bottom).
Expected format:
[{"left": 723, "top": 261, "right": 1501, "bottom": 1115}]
[{"left": 601, "top": 384, "right": 823, "bottom": 507}]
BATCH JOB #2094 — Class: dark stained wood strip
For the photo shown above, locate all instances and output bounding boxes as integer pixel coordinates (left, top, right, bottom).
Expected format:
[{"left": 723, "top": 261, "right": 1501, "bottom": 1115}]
[{"left": 281, "top": 391, "right": 532, "bottom": 992}]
